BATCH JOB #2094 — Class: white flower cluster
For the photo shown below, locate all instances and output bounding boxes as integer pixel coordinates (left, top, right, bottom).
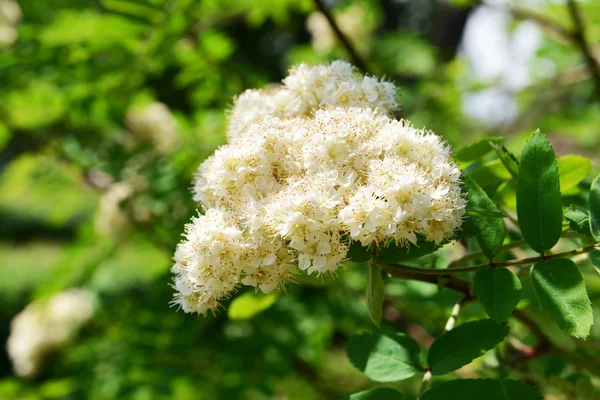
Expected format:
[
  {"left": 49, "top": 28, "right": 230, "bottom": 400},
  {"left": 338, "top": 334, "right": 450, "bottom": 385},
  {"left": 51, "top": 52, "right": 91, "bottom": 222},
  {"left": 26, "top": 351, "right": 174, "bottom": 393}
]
[
  {"left": 173, "top": 61, "right": 465, "bottom": 315},
  {"left": 227, "top": 60, "right": 397, "bottom": 140},
  {"left": 7, "top": 289, "right": 95, "bottom": 378},
  {"left": 0, "top": 0, "right": 21, "bottom": 46}
]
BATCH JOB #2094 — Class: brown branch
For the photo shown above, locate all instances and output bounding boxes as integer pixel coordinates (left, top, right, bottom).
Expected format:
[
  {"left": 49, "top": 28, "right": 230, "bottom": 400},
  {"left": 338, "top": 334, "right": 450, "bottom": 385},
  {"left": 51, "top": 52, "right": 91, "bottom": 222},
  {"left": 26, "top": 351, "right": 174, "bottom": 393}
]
[
  {"left": 566, "top": 0, "right": 600, "bottom": 99},
  {"left": 312, "top": 0, "right": 369, "bottom": 74},
  {"left": 381, "top": 243, "right": 599, "bottom": 276},
  {"left": 379, "top": 263, "right": 475, "bottom": 299}
]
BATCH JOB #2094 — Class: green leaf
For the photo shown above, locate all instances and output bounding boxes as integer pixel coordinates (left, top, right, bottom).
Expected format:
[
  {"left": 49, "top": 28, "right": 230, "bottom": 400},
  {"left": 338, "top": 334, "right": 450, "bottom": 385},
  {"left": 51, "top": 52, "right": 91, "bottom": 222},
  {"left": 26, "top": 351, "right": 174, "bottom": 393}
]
[
  {"left": 346, "top": 332, "right": 422, "bottom": 382},
  {"left": 490, "top": 142, "right": 519, "bottom": 179},
  {"left": 348, "top": 241, "right": 372, "bottom": 263},
  {"left": 589, "top": 250, "right": 600, "bottom": 274},
  {"left": 378, "top": 236, "right": 444, "bottom": 264},
  {"left": 531, "top": 258, "right": 593, "bottom": 338},
  {"left": 589, "top": 174, "right": 600, "bottom": 241},
  {"left": 557, "top": 155, "right": 592, "bottom": 192},
  {"left": 474, "top": 268, "right": 522, "bottom": 322},
  {"left": 427, "top": 319, "right": 509, "bottom": 375},
  {"left": 463, "top": 175, "right": 506, "bottom": 259},
  {"left": 455, "top": 136, "right": 507, "bottom": 162},
  {"left": 349, "top": 388, "right": 404, "bottom": 400},
  {"left": 469, "top": 159, "right": 512, "bottom": 188},
  {"left": 565, "top": 205, "right": 592, "bottom": 237},
  {"left": 516, "top": 130, "right": 562, "bottom": 253},
  {"left": 228, "top": 292, "right": 278, "bottom": 320},
  {"left": 367, "top": 263, "right": 385, "bottom": 327},
  {"left": 421, "top": 379, "right": 543, "bottom": 400}
]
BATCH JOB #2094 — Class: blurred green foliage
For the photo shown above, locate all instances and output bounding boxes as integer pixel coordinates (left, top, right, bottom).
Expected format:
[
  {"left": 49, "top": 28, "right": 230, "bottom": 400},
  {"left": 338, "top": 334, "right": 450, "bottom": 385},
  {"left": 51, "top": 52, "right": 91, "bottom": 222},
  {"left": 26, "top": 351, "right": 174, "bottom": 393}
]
[{"left": 1, "top": 0, "right": 599, "bottom": 399}]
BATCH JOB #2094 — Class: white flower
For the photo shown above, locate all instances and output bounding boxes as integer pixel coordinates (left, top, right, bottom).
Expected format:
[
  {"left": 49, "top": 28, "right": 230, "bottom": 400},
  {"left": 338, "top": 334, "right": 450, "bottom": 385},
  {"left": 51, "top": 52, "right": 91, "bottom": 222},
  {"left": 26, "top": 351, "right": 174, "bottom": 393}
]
[
  {"left": 173, "top": 61, "right": 465, "bottom": 315},
  {"left": 7, "top": 289, "right": 95, "bottom": 378}
]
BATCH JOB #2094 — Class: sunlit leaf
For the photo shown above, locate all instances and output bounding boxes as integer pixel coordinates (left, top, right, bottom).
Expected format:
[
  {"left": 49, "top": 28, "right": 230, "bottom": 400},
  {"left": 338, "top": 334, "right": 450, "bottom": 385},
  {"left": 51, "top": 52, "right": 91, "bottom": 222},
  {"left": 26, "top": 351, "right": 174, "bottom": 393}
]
[
  {"left": 427, "top": 319, "right": 509, "bottom": 375},
  {"left": 228, "top": 292, "right": 278, "bottom": 320},
  {"left": 516, "top": 131, "right": 562, "bottom": 253},
  {"left": 531, "top": 258, "right": 593, "bottom": 338},
  {"left": 346, "top": 332, "right": 423, "bottom": 382},
  {"left": 348, "top": 388, "right": 404, "bottom": 400}
]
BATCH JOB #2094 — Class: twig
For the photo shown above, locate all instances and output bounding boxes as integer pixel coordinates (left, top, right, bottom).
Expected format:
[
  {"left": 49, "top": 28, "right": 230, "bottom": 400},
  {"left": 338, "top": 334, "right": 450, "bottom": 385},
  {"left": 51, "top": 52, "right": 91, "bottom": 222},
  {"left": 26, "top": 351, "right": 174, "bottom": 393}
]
[
  {"left": 381, "top": 243, "right": 599, "bottom": 276},
  {"left": 566, "top": 0, "right": 600, "bottom": 99},
  {"left": 379, "top": 263, "right": 474, "bottom": 299},
  {"left": 312, "top": 0, "right": 369, "bottom": 73}
]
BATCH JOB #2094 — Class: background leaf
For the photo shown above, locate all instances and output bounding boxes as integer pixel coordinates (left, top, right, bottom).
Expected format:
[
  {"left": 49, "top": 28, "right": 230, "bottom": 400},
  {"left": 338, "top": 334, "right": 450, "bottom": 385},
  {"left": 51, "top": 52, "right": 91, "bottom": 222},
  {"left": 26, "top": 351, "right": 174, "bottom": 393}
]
[
  {"left": 367, "top": 263, "right": 385, "bottom": 327},
  {"left": 474, "top": 268, "right": 522, "bottom": 322},
  {"left": 427, "top": 319, "right": 509, "bottom": 375},
  {"left": 346, "top": 333, "right": 422, "bottom": 382},
  {"left": 516, "top": 131, "right": 562, "bottom": 253},
  {"left": 228, "top": 292, "right": 278, "bottom": 320},
  {"left": 463, "top": 175, "right": 506, "bottom": 259},
  {"left": 589, "top": 174, "right": 600, "bottom": 241},
  {"left": 490, "top": 142, "right": 519, "bottom": 179},
  {"left": 455, "top": 136, "right": 507, "bottom": 162},
  {"left": 531, "top": 258, "right": 593, "bottom": 338},
  {"left": 421, "top": 379, "right": 543, "bottom": 400},
  {"left": 557, "top": 155, "right": 592, "bottom": 191}
]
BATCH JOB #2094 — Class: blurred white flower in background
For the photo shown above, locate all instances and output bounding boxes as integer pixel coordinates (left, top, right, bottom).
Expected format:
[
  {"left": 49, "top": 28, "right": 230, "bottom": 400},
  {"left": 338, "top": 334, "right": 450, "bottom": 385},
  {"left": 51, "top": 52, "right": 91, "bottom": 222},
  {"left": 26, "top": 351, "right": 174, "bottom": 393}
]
[
  {"left": 0, "top": 0, "right": 21, "bottom": 46},
  {"left": 125, "top": 102, "right": 180, "bottom": 154},
  {"left": 94, "top": 181, "right": 135, "bottom": 237},
  {"left": 7, "top": 289, "right": 96, "bottom": 378}
]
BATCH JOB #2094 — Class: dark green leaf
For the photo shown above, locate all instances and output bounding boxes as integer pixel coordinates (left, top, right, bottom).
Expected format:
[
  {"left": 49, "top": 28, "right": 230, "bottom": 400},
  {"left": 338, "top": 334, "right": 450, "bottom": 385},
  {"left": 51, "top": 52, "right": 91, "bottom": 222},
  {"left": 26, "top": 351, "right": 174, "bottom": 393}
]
[
  {"left": 367, "top": 263, "right": 385, "bottom": 327},
  {"left": 378, "top": 236, "right": 444, "bottom": 264},
  {"left": 589, "top": 174, "right": 600, "bottom": 241},
  {"left": 427, "top": 319, "right": 509, "bottom": 375},
  {"left": 490, "top": 142, "right": 519, "bottom": 179},
  {"left": 464, "top": 175, "right": 506, "bottom": 259},
  {"left": 346, "top": 333, "right": 422, "bottom": 382},
  {"left": 557, "top": 155, "right": 592, "bottom": 192},
  {"left": 455, "top": 136, "right": 507, "bottom": 162},
  {"left": 565, "top": 205, "right": 592, "bottom": 237},
  {"left": 516, "top": 130, "right": 562, "bottom": 253},
  {"left": 531, "top": 258, "right": 593, "bottom": 338},
  {"left": 348, "top": 241, "right": 372, "bottom": 263},
  {"left": 421, "top": 379, "right": 542, "bottom": 400},
  {"left": 349, "top": 388, "right": 404, "bottom": 400},
  {"left": 474, "top": 268, "right": 522, "bottom": 322},
  {"left": 589, "top": 250, "right": 600, "bottom": 274}
]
